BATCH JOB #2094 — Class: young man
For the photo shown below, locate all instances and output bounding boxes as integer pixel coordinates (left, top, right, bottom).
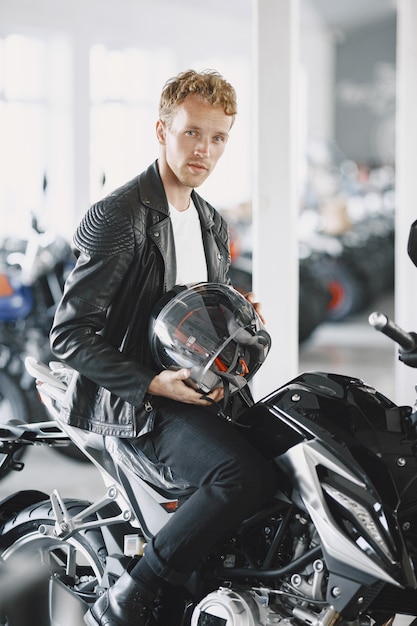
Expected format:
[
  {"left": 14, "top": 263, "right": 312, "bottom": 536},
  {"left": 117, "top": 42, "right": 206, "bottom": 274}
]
[{"left": 50, "top": 69, "right": 278, "bottom": 626}]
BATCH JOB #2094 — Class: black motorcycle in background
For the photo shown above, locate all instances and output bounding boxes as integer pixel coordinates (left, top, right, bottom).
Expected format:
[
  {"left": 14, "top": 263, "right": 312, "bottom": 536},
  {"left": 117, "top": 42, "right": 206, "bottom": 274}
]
[{"left": 0, "top": 215, "right": 79, "bottom": 466}]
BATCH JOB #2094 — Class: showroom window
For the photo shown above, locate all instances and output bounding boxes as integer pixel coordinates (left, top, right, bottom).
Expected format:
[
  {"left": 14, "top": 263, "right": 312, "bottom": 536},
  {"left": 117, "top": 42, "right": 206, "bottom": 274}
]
[
  {"left": 89, "top": 45, "right": 251, "bottom": 210},
  {"left": 89, "top": 44, "right": 175, "bottom": 202},
  {"left": 0, "top": 33, "right": 72, "bottom": 238},
  {"left": 0, "top": 33, "right": 250, "bottom": 241}
]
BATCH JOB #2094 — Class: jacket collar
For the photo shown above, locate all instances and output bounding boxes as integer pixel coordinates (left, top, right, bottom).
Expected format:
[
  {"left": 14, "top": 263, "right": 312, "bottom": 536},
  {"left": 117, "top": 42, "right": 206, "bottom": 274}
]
[
  {"left": 138, "top": 160, "right": 169, "bottom": 216},
  {"left": 191, "top": 190, "right": 215, "bottom": 231},
  {"left": 139, "top": 160, "right": 221, "bottom": 290},
  {"left": 139, "top": 160, "right": 214, "bottom": 231}
]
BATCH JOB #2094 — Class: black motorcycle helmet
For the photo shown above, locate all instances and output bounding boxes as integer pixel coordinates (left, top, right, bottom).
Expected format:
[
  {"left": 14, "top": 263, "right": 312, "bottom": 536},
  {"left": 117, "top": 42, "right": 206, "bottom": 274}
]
[{"left": 149, "top": 282, "right": 271, "bottom": 394}]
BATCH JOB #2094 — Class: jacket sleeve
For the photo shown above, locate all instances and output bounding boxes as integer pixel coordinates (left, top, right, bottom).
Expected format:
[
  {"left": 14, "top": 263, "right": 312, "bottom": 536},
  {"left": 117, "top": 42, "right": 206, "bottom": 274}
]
[{"left": 50, "top": 201, "right": 156, "bottom": 408}]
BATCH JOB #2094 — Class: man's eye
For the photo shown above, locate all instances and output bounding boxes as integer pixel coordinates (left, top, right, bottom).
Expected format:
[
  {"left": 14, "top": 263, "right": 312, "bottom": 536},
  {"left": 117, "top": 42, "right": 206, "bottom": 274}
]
[
  {"left": 186, "top": 130, "right": 197, "bottom": 136},
  {"left": 214, "top": 136, "right": 224, "bottom": 143}
]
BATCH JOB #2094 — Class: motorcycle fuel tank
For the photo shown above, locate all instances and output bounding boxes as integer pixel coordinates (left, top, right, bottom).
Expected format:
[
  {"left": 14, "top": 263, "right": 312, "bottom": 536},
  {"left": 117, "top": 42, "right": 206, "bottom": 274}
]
[{"left": 243, "top": 372, "right": 417, "bottom": 510}]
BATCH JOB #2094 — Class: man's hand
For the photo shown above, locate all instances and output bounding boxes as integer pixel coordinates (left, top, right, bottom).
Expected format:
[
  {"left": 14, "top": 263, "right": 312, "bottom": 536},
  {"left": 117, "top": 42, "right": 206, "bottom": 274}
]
[
  {"left": 244, "top": 292, "right": 265, "bottom": 324},
  {"left": 148, "top": 368, "right": 224, "bottom": 405}
]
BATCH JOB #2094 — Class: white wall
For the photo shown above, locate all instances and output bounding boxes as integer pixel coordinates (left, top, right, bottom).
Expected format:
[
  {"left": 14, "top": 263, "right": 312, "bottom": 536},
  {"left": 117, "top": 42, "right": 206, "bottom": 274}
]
[{"left": 300, "top": 0, "right": 336, "bottom": 144}]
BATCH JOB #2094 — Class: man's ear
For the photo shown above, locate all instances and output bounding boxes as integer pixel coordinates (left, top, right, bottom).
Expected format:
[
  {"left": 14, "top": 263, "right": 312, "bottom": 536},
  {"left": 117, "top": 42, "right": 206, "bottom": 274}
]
[{"left": 156, "top": 119, "right": 166, "bottom": 144}]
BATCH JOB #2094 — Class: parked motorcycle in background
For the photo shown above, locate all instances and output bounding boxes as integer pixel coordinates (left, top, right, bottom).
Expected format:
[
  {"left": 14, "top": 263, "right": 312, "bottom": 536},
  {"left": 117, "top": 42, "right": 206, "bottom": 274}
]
[
  {"left": 0, "top": 214, "right": 80, "bottom": 466},
  {"left": 229, "top": 147, "right": 396, "bottom": 342}
]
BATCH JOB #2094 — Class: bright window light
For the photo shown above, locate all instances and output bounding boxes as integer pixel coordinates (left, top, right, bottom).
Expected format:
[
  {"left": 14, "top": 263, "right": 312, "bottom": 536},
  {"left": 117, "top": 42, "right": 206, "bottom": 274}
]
[{"left": 0, "top": 33, "right": 72, "bottom": 238}]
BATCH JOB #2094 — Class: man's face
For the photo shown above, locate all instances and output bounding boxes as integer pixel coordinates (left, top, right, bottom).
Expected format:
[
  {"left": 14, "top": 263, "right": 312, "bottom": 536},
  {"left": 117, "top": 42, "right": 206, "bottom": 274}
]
[{"left": 156, "top": 95, "right": 233, "bottom": 190}]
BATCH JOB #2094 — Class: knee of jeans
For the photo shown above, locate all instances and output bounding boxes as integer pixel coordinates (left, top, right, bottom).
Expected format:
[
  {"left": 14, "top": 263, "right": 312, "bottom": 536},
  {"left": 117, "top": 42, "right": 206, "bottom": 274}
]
[
  {"left": 227, "top": 459, "right": 277, "bottom": 500},
  {"left": 264, "top": 463, "right": 280, "bottom": 498},
  {"left": 245, "top": 462, "right": 279, "bottom": 502}
]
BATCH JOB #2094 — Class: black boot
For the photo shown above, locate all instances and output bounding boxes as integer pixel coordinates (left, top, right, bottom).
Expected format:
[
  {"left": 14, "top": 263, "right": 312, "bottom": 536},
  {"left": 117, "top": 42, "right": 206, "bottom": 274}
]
[{"left": 84, "top": 570, "right": 154, "bottom": 626}]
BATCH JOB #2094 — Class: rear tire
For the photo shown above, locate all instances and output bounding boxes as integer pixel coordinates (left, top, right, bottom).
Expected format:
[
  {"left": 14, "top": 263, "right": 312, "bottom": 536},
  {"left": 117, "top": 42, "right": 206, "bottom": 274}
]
[{"left": 0, "top": 498, "right": 107, "bottom": 625}]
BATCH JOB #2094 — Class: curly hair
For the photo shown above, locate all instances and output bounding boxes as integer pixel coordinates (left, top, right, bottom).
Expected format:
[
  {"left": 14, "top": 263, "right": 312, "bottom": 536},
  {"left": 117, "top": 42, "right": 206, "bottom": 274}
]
[{"left": 159, "top": 69, "right": 237, "bottom": 126}]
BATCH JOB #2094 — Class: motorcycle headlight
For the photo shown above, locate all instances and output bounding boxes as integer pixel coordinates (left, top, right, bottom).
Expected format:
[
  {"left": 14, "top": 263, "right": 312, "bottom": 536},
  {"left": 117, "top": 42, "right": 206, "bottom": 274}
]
[{"left": 322, "top": 482, "right": 396, "bottom": 565}]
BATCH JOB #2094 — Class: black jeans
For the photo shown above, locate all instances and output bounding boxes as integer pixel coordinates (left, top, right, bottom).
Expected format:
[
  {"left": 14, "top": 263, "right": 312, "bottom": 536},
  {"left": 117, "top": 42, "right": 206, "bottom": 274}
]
[{"left": 131, "top": 399, "right": 279, "bottom": 585}]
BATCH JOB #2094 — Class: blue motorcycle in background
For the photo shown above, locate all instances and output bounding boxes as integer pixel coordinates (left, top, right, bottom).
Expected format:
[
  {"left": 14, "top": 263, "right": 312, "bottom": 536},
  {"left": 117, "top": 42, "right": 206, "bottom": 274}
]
[{"left": 0, "top": 215, "right": 79, "bottom": 468}]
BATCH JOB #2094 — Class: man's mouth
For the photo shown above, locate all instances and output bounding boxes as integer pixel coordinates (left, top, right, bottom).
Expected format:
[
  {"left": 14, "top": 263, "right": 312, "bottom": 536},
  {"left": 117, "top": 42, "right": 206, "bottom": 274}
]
[{"left": 188, "top": 162, "right": 208, "bottom": 173}]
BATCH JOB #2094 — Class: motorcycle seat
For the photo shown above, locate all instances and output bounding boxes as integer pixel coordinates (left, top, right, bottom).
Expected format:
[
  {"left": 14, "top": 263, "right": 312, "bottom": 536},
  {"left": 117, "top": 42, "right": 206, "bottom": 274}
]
[
  {"left": 105, "top": 436, "right": 195, "bottom": 498},
  {"left": 25, "top": 357, "right": 195, "bottom": 499}
]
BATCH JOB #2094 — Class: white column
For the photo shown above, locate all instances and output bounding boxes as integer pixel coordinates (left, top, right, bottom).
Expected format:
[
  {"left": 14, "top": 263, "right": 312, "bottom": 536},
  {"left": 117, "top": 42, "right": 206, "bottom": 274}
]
[
  {"left": 252, "top": 0, "right": 300, "bottom": 400},
  {"left": 394, "top": 0, "right": 417, "bottom": 406},
  {"left": 71, "top": 32, "right": 91, "bottom": 227}
]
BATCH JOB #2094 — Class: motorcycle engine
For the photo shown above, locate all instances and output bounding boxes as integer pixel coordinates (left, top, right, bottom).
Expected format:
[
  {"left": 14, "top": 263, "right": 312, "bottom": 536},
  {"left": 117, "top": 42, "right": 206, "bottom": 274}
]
[{"left": 190, "top": 587, "right": 278, "bottom": 626}]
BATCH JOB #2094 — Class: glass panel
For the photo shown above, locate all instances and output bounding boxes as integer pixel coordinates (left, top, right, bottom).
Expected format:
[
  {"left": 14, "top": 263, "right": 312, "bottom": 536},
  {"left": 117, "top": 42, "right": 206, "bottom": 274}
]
[
  {"left": 91, "top": 101, "right": 157, "bottom": 200},
  {"left": 0, "top": 33, "right": 72, "bottom": 237},
  {"left": 0, "top": 101, "right": 46, "bottom": 236},
  {"left": 4, "top": 34, "right": 46, "bottom": 101},
  {"left": 89, "top": 45, "right": 175, "bottom": 202},
  {"left": 0, "top": 39, "right": 4, "bottom": 96}
]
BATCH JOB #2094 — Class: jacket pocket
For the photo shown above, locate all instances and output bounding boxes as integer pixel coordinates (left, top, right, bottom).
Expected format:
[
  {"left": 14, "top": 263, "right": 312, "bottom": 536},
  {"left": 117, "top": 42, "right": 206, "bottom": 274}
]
[{"left": 94, "top": 386, "right": 135, "bottom": 428}]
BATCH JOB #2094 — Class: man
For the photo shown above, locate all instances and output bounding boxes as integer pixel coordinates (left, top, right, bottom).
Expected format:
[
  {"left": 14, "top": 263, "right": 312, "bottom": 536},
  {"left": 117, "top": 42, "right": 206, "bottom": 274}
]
[{"left": 50, "top": 69, "right": 278, "bottom": 626}]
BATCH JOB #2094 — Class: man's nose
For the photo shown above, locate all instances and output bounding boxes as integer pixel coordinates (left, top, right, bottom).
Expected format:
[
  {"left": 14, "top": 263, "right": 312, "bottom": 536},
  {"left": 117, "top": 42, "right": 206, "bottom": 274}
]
[{"left": 194, "top": 137, "right": 210, "bottom": 158}]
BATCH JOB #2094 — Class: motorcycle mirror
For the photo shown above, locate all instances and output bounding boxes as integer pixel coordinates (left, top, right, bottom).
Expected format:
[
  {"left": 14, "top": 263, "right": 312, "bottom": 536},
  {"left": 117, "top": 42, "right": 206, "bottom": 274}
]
[{"left": 408, "top": 220, "right": 417, "bottom": 267}]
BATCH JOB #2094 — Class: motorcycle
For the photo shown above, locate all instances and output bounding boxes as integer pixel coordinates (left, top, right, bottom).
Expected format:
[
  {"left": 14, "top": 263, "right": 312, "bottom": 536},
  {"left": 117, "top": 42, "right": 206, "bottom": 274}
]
[
  {"left": 0, "top": 216, "right": 82, "bottom": 466},
  {"left": 2, "top": 230, "right": 417, "bottom": 625}
]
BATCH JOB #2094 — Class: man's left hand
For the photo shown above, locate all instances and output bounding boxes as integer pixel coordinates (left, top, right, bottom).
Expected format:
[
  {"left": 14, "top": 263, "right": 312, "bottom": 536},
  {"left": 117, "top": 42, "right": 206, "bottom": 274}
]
[{"left": 244, "top": 292, "right": 265, "bottom": 324}]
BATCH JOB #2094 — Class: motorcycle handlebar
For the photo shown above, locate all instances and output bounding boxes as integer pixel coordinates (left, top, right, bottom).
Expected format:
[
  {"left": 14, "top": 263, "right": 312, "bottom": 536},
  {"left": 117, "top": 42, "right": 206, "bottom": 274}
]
[{"left": 368, "top": 311, "right": 417, "bottom": 352}]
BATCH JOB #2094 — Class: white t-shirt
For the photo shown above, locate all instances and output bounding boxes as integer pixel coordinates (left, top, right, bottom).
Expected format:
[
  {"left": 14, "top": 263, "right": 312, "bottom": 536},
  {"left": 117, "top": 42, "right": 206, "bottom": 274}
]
[{"left": 169, "top": 199, "right": 208, "bottom": 285}]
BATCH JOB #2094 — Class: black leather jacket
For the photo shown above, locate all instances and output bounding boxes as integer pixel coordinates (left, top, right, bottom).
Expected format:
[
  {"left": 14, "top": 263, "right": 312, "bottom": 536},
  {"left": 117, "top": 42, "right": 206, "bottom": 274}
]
[{"left": 50, "top": 161, "right": 231, "bottom": 437}]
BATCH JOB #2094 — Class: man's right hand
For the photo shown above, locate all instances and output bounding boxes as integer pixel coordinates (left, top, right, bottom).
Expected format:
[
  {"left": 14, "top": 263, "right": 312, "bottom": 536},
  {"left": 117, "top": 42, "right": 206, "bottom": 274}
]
[{"left": 147, "top": 368, "right": 224, "bottom": 405}]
